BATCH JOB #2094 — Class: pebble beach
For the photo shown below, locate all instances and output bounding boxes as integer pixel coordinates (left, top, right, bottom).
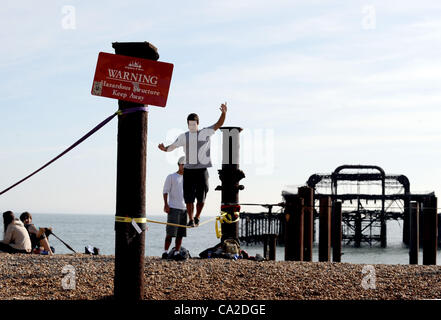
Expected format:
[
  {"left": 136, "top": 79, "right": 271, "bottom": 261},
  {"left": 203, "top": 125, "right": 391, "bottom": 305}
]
[{"left": 0, "top": 254, "right": 440, "bottom": 300}]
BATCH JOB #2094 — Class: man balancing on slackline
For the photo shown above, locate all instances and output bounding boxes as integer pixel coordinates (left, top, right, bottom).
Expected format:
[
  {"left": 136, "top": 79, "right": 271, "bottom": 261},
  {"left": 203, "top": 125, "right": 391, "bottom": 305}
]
[{"left": 158, "top": 102, "right": 227, "bottom": 227}]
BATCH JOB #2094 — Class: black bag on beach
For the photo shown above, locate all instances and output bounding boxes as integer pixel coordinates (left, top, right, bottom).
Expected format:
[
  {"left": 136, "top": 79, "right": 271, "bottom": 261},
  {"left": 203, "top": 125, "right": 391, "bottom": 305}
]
[{"left": 168, "top": 247, "right": 191, "bottom": 261}]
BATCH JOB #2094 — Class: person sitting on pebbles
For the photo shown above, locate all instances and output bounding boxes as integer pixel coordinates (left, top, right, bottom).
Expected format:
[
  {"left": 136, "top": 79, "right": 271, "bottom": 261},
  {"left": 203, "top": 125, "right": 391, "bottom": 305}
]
[
  {"left": 19, "top": 212, "right": 54, "bottom": 255},
  {"left": 0, "top": 211, "right": 32, "bottom": 254}
]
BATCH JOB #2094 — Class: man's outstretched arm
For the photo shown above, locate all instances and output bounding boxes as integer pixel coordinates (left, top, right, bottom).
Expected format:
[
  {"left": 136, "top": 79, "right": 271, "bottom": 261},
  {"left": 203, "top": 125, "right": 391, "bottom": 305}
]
[
  {"left": 213, "top": 102, "right": 227, "bottom": 131},
  {"left": 158, "top": 134, "right": 184, "bottom": 152},
  {"left": 158, "top": 143, "right": 173, "bottom": 152}
]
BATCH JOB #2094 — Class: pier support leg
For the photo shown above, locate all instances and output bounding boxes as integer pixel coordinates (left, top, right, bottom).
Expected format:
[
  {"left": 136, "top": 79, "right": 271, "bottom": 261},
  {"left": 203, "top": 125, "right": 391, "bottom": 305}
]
[
  {"left": 298, "top": 186, "right": 313, "bottom": 262},
  {"left": 423, "top": 196, "right": 438, "bottom": 265},
  {"left": 380, "top": 217, "right": 387, "bottom": 248},
  {"left": 332, "top": 201, "right": 342, "bottom": 262},
  {"left": 409, "top": 202, "right": 419, "bottom": 265},
  {"left": 438, "top": 214, "right": 441, "bottom": 247},
  {"left": 284, "top": 195, "right": 304, "bottom": 261},
  {"left": 354, "top": 213, "right": 362, "bottom": 248},
  {"left": 319, "top": 196, "right": 331, "bottom": 262},
  {"left": 263, "top": 235, "right": 268, "bottom": 260},
  {"left": 269, "top": 234, "right": 277, "bottom": 261},
  {"left": 403, "top": 200, "right": 410, "bottom": 246}
]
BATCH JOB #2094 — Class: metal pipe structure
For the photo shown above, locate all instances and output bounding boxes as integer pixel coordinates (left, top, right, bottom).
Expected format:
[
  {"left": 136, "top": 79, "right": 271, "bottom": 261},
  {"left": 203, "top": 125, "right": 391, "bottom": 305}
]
[
  {"left": 113, "top": 41, "right": 159, "bottom": 300},
  {"left": 307, "top": 165, "right": 418, "bottom": 248},
  {"left": 215, "top": 127, "right": 245, "bottom": 243}
]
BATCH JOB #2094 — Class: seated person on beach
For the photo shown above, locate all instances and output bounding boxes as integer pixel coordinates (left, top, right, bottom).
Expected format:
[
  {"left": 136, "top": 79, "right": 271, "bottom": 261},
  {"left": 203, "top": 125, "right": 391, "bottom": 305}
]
[
  {"left": 19, "top": 212, "right": 54, "bottom": 255},
  {"left": 162, "top": 156, "right": 188, "bottom": 259},
  {"left": 0, "top": 211, "right": 32, "bottom": 254}
]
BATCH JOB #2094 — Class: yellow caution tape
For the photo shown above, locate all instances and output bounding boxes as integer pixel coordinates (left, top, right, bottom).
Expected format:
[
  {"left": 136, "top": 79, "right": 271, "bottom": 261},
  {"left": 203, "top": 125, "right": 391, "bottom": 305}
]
[
  {"left": 115, "top": 216, "right": 147, "bottom": 223},
  {"left": 219, "top": 211, "right": 240, "bottom": 224},
  {"left": 215, "top": 211, "right": 240, "bottom": 239},
  {"left": 215, "top": 213, "right": 227, "bottom": 239}
]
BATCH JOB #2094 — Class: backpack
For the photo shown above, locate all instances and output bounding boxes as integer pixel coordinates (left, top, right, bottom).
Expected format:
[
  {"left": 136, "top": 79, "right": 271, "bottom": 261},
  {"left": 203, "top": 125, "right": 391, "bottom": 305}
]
[
  {"left": 222, "top": 239, "right": 240, "bottom": 255},
  {"left": 168, "top": 247, "right": 191, "bottom": 261}
]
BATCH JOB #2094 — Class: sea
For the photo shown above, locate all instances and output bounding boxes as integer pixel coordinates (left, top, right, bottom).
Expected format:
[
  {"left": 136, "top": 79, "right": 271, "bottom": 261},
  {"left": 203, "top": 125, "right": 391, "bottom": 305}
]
[{"left": 19, "top": 213, "right": 441, "bottom": 265}]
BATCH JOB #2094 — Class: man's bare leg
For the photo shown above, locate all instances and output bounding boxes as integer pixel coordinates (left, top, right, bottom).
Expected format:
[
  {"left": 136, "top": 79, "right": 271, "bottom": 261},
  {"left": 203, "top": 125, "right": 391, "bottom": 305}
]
[
  {"left": 186, "top": 203, "right": 194, "bottom": 221},
  {"left": 175, "top": 237, "right": 183, "bottom": 251},
  {"left": 164, "top": 235, "right": 172, "bottom": 251},
  {"left": 39, "top": 238, "right": 53, "bottom": 255},
  {"left": 37, "top": 229, "right": 53, "bottom": 255},
  {"left": 195, "top": 202, "right": 204, "bottom": 221}
]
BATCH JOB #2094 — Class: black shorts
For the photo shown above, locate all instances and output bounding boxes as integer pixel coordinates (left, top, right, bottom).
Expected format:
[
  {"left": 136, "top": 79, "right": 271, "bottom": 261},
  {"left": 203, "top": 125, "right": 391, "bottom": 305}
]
[{"left": 183, "top": 168, "right": 209, "bottom": 204}]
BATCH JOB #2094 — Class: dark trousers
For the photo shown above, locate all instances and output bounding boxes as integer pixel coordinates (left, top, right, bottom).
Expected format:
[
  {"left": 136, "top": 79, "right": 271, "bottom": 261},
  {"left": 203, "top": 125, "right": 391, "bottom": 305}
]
[{"left": 0, "top": 242, "right": 29, "bottom": 254}]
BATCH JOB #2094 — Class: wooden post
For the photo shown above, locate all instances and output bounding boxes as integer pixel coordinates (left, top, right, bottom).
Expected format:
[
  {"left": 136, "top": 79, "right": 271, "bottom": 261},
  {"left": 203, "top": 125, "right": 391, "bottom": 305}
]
[
  {"left": 438, "top": 213, "right": 441, "bottom": 247},
  {"left": 113, "top": 42, "right": 159, "bottom": 300},
  {"left": 423, "top": 196, "right": 438, "bottom": 265},
  {"left": 319, "top": 196, "right": 331, "bottom": 262},
  {"left": 298, "top": 186, "right": 313, "bottom": 262},
  {"left": 402, "top": 200, "right": 410, "bottom": 246},
  {"left": 284, "top": 195, "right": 304, "bottom": 261},
  {"left": 263, "top": 234, "right": 268, "bottom": 260},
  {"left": 409, "top": 202, "right": 419, "bottom": 265},
  {"left": 354, "top": 204, "right": 362, "bottom": 248},
  {"left": 332, "top": 201, "right": 342, "bottom": 262},
  {"left": 269, "top": 234, "right": 277, "bottom": 261},
  {"left": 245, "top": 216, "right": 249, "bottom": 244}
]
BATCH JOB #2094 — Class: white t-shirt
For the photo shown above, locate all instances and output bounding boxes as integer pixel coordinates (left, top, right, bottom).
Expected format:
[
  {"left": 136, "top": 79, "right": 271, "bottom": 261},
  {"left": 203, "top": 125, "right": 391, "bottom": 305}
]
[
  {"left": 163, "top": 172, "right": 186, "bottom": 210},
  {"left": 169, "top": 125, "right": 216, "bottom": 169}
]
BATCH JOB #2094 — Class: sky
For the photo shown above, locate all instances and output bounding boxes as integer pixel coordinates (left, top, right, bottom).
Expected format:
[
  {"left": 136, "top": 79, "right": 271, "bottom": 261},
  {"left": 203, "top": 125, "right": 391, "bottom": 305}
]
[{"left": 1, "top": 1, "right": 441, "bottom": 216}]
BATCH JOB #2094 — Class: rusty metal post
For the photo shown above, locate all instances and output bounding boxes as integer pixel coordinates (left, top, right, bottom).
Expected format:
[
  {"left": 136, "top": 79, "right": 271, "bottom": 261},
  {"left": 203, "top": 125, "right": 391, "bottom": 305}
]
[
  {"left": 284, "top": 194, "right": 304, "bottom": 261},
  {"left": 319, "top": 196, "right": 331, "bottom": 262},
  {"left": 215, "top": 127, "right": 245, "bottom": 243},
  {"left": 422, "top": 196, "right": 438, "bottom": 265},
  {"left": 113, "top": 42, "right": 159, "bottom": 300},
  {"left": 332, "top": 201, "right": 342, "bottom": 262},
  {"left": 409, "top": 202, "right": 419, "bottom": 265},
  {"left": 298, "top": 186, "right": 313, "bottom": 262}
]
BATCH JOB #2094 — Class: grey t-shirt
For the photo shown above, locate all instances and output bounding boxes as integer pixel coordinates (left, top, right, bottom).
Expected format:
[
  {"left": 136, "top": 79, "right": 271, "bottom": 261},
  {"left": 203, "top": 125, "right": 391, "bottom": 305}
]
[{"left": 170, "top": 125, "right": 216, "bottom": 169}]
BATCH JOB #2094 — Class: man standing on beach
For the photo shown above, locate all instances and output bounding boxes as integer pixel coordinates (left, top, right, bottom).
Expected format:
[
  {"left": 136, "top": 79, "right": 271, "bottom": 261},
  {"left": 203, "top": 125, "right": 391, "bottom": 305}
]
[
  {"left": 158, "top": 103, "right": 227, "bottom": 227},
  {"left": 162, "top": 156, "right": 187, "bottom": 259}
]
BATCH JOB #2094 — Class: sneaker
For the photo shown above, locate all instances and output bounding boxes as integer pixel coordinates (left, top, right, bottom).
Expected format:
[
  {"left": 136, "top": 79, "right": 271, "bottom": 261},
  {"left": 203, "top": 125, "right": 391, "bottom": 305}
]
[
  {"left": 187, "top": 220, "right": 195, "bottom": 227},
  {"left": 194, "top": 217, "right": 199, "bottom": 226},
  {"left": 161, "top": 252, "right": 168, "bottom": 259}
]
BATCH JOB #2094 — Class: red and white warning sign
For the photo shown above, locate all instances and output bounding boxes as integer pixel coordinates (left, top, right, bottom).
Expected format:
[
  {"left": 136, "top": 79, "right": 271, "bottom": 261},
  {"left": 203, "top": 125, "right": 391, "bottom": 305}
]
[{"left": 91, "top": 52, "right": 174, "bottom": 107}]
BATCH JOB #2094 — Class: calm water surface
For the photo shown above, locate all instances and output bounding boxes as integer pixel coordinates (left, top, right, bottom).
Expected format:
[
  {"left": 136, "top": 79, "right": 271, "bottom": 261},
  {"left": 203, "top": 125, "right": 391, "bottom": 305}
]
[{"left": 13, "top": 213, "right": 440, "bottom": 265}]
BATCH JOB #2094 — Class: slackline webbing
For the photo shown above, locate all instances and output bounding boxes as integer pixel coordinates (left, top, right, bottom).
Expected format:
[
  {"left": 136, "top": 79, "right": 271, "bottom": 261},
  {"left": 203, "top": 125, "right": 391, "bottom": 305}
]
[
  {"left": 115, "top": 216, "right": 218, "bottom": 229},
  {"left": 0, "top": 107, "right": 148, "bottom": 196}
]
